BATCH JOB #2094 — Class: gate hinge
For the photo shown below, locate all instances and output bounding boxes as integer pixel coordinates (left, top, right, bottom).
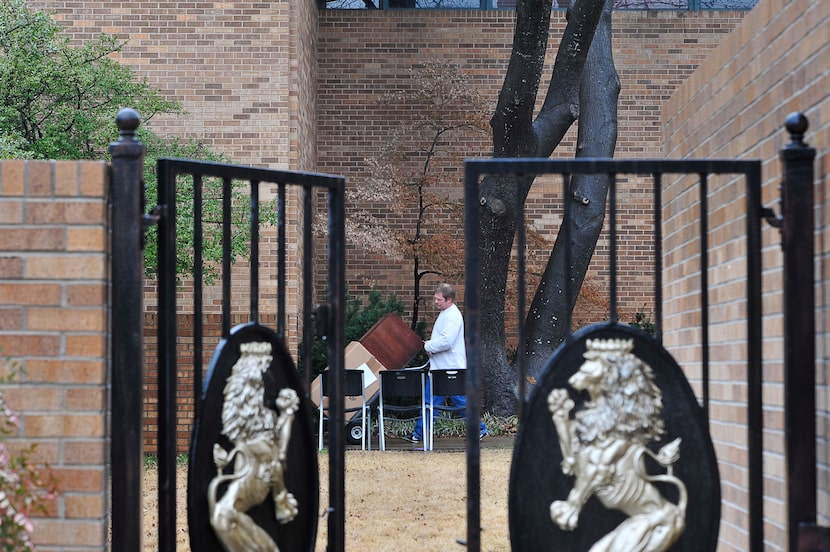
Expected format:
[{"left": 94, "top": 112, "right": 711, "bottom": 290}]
[
  {"left": 141, "top": 204, "right": 166, "bottom": 250},
  {"left": 762, "top": 206, "right": 782, "bottom": 229},
  {"left": 143, "top": 204, "right": 165, "bottom": 228}
]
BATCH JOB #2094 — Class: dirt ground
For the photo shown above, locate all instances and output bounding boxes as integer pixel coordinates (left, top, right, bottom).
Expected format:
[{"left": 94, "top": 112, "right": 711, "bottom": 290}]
[{"left": 142, "top": 447, "right": 513, "bottom": 551}]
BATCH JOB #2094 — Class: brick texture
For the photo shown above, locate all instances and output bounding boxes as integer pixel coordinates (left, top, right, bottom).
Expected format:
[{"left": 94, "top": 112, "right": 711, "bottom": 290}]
[
  {"left": 315, "top": 9, "right": 746, "bottom": 326},
  {"left": 0, "top": 160, "right": 108, "bottom": 551},
  {"left": 8, "top": 1, "right": 825, "bottom": 551},
  {"left": 664, "top": 0, "right": 830, "bottom": 547}
]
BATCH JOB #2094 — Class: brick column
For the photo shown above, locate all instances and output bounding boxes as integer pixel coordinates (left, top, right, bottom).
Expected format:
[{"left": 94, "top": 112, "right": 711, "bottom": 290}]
[{"left": 0, "top": 159, "right": 109, "bottom": 551}]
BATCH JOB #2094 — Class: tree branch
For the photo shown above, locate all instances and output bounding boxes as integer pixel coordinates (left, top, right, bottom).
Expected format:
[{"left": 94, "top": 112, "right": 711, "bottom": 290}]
[
  {"left": 490, "top": 0, "right": 553, "bottom": 158},
  {"left": 534, "top": 0, "right": 608, "bottom": 158},
  {"left": 524, "top": 0, "right": 619, "bottom": 377}
]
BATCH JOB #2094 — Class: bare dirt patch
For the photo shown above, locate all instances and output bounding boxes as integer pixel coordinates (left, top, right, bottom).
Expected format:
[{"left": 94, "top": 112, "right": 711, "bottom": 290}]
[{"left": 143, "top": 448, "right": 512, "bottom": 551}]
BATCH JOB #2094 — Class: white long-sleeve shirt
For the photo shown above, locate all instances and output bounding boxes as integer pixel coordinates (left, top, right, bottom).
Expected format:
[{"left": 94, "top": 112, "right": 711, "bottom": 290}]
[{"left": 424, "top": 303, "right": 466, "bottom": 371}]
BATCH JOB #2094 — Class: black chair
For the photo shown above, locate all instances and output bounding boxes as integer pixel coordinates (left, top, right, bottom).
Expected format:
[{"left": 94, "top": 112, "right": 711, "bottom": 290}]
[
  {"left": 318, "top": 369, "right": 369, "bottom": 451},
  {"left": 427, "top": 369, "right": 466, "bottom": 450},
  {"left": 377, "top": 368, "right": 427, "bottom": 451}
]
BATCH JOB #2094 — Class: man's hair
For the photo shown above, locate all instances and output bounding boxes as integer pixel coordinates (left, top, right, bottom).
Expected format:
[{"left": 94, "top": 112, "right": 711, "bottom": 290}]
[{"left": 436, "top": 283, "right": 456, "bottom": 300}]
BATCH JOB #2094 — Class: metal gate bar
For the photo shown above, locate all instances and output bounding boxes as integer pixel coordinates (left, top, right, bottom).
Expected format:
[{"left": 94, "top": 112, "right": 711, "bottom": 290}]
[
  {"left": 608, "top": 171, "right": 618, "bottom": 320},
  {"left": 464, "top": 157, "right": 763, "bottom": 551},
  {"left": 151, "top": 158, "right": 345, "bottom": 552}
]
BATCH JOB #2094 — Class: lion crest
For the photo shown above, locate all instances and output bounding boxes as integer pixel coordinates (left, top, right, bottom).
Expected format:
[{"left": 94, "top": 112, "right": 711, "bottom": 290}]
[
  {"left": 548, "top": 338, "right": 687, "bottom": 552},
  {"left": 208, "top": 341, "right": 300, "bottom": 552}
]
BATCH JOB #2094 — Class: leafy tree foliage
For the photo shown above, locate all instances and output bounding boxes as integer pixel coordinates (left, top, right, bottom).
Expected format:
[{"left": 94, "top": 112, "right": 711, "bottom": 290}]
[
  {"left": 138, "top": 132, "right": 277, "bottom": 283},
  {"left": 0, "top": 0, "right": 179, "bottom": 160},
  {"left": 1, "top": 0, "right": 267, "bottom": 280}
]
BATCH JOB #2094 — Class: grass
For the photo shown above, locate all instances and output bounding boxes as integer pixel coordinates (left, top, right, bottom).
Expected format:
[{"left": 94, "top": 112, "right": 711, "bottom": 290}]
[{"left": 316, "top": 448, "right": 512, "bottom": 551}]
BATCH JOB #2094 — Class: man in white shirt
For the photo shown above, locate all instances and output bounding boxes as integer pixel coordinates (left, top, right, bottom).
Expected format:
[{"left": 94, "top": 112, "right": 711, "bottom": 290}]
[{"left": 404, "top": 283, "right": 488, "bottom": 443}]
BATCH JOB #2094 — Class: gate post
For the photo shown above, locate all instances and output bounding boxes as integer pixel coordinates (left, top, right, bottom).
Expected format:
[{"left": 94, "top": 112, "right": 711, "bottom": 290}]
[
  {"left": 109, "top": 107, "right": 146, "bottom": 552},
  {"left": 778, "top": 112, "right": 820, "bottom": 552}
]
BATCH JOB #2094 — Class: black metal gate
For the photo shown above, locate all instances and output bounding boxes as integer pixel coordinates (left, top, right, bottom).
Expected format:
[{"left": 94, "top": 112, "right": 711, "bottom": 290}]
[
  {"left": 109, "top": 108, "right": 349, "bottom": 551},
  {"left": 461, "top": 156, "right": 763, "bottom": 551},
  {"left": 460, "top": 114, "right": 825, "bottom": 551},
  {"left": 111, "top": 108, "right": 826, "bottom": 552}
]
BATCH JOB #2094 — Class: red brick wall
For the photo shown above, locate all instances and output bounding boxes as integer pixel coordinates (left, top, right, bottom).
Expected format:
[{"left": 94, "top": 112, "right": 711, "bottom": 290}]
[
  {"left": 663, "top": 0, "right": 830, "bottom": 548},
  {"left": 0, "top": 160, "right": 109, "bottom": 551},
  {"left": 30, "top": 2, "right": 745, "bottom": 326},
  {"left": 142, "top": 313, "right": 281, "bottom": 454}
]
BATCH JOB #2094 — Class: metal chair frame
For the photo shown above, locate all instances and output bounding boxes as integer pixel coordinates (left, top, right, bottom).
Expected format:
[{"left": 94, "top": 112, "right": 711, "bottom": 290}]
[
  {"left": 427, "top": 369, "right": 466, "bottom": 451},
  {"left": 318, "top": 369, "right": 369, "bottom": 450},
  {"left": 377, "top": 367, "right": 427, "bottom": 451}
]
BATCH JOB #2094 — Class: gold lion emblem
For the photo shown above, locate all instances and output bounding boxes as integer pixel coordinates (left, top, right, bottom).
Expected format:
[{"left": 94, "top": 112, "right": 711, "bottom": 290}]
[
  {"left": 208, "top": 341, "right": 299, "bottom": 552},
  {"left": 548, "top": 338, "right": 687, "bottom": 552}
]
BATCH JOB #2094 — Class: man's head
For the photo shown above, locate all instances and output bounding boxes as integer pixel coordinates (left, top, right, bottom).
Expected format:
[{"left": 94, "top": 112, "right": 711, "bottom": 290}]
[{"left": 433, "top": 283, "right": 456, "bottom": 311}]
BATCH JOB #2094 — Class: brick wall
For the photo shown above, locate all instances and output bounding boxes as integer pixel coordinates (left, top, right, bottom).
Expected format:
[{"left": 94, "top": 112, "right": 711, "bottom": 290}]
[
  {"left": 316, "top": 10, "right": 747, "bottom": 324},
  {"left": 28, "top": 2, "right": 746, "bottom": 326},
  {"left": 28, "top": 0, "right": 746, "bottom": 326},
  {"left": 142, "top": 312, "right": 281, "bottom": 454},
  {"left": 33, "top": 0, "right": 319, "bottom": 361},
  {"left": 0, "top": 160, "right": 109, "bottom": 550},
  {"left": 32, "top": 0, "right": 298, "bottom": 170},
  {"left": 663, "top": 0, "right": 830, "bottom": 549}
]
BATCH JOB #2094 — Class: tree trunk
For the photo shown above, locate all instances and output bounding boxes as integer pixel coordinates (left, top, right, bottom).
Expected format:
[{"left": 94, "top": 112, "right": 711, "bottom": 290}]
[
  {"left": 479, "top": 0, "right": 617, "bottom": 415},
  {"left": 524, "top": 0, "right": 619, "bottom": 382}
]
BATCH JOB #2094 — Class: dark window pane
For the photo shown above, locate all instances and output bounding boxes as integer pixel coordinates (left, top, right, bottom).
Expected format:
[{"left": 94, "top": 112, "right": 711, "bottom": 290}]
[{"left": 323, "top": 0, "right": 379, "bottom": 8}]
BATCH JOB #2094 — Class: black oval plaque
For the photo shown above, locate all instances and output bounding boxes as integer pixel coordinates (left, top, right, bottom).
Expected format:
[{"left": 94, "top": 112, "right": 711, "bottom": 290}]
[
  {"left": 188, "top": 323, "right": 318, "bottom": 551},
  {"left": 509, "top": 323, "right": 720, "bottom": 551}
]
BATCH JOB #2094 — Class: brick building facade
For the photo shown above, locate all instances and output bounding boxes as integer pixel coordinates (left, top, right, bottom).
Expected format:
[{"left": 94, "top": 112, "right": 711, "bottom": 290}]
[
  {"left": 34, "top": 1, "right": 748, "bottom": 327},
  {"left": 663, "top": 0, "right": 830, "bottom": 548},
  {"left": 1, "top": 0, "right": 826, "bottom": 549}
]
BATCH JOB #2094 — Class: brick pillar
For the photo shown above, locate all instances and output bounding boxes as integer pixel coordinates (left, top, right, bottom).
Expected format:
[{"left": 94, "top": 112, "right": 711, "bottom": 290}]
[{"left": 0, "top": 159, "right": 109, "bottom": 551}]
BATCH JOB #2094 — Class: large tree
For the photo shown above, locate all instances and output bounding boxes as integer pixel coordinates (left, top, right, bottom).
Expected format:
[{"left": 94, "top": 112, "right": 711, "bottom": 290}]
[{"left": 480, "top": 0, "right": 619, "bottom": 414}]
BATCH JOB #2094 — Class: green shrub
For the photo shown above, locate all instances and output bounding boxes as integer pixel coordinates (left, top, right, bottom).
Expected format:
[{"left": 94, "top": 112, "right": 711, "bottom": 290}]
[{"left": 629, "top": 307, "right": 655, "bottom": 336}]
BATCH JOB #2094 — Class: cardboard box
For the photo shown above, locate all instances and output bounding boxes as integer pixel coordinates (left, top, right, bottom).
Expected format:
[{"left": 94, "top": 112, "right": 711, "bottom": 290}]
[
  {"left": 360, "top": 313, "right": 423, "bottom": 370},
  {"left": 309, "top": 341, "right": 386, "bottom": 410}
]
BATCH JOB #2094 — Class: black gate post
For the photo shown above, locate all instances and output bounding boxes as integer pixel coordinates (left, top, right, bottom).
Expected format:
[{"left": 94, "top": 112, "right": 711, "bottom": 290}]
[
  {"left": 779, "top": 112, "right": 820, "bottom": 552},
  {"left": 109, "top": 107, "right": 147, "bottom": 552}
]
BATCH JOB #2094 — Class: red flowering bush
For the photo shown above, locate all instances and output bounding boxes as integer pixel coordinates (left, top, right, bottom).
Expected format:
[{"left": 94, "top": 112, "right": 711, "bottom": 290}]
[{"left": 0, "top": 369, "right": 59, "bottom": 552}]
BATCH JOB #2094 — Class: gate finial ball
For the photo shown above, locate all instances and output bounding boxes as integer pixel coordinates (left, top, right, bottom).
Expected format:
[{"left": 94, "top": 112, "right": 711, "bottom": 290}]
[
  {"left": 116, "top": 108, "right": 141, "bottom": 133},
  {"left": 784, "top": 112, "right": 808, "bottom": 146}
]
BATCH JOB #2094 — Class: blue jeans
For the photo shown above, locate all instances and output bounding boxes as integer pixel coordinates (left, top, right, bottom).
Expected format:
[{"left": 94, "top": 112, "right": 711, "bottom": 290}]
[{"left": 412, "top": 380, "right": 487, "bottom": 439}]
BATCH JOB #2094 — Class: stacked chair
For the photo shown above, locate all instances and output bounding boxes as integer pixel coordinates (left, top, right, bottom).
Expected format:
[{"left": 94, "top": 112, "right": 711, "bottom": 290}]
[
  {"left": 318, "top": 369, "right": 369, "bottom": 451},
  {"left": 426, "top": 369, "right": 466, "bottom": 451},
  {"left": 377, "top": 365, "right": 428, "bottom": 451}
]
